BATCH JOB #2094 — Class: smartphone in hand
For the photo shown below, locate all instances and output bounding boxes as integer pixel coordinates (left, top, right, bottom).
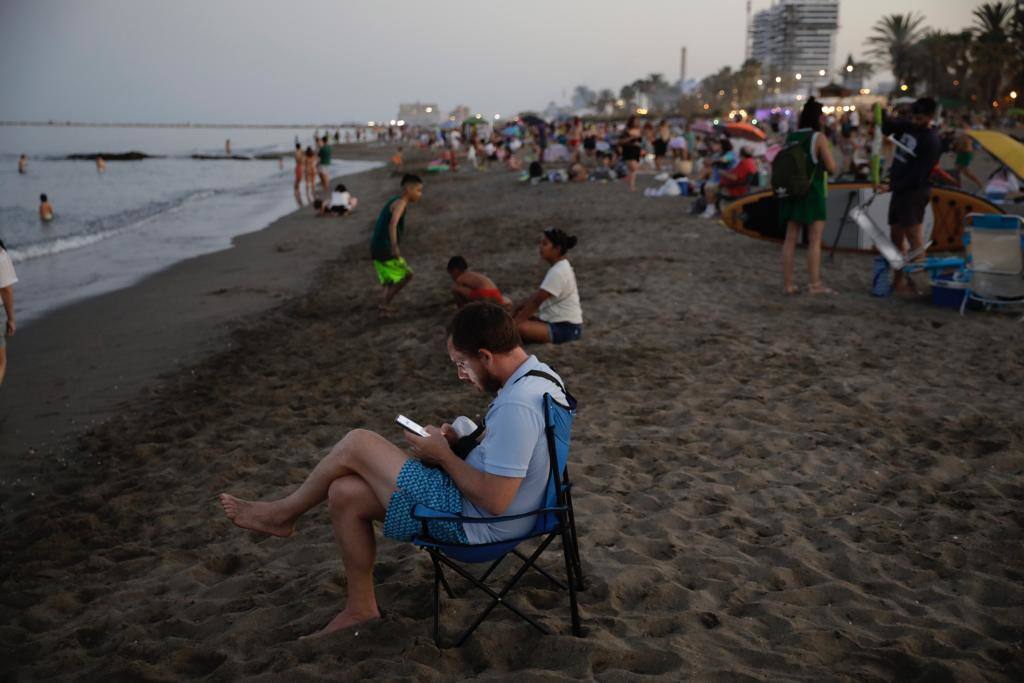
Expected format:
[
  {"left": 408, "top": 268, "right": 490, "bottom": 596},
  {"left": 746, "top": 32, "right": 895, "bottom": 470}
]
[{"left": 396, "top": 415, "right": 429, "bottom": 438}]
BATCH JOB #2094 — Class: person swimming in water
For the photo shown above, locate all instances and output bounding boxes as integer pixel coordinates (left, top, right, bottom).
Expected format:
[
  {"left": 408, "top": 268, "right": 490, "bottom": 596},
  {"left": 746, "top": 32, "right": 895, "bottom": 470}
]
[{"left": 39, "top": 194, "right": 54, "bottom": 222}]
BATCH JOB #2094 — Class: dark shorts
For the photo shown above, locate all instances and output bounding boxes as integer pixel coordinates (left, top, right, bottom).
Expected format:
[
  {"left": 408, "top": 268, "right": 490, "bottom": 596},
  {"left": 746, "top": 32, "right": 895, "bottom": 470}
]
[
  {"left": 888, "top": 188, "right": 930, "bottom": 228},
  {"left": 383, "top": 460, "right": 469, "bottom": 543},
  {"left": 328, "top": 205, "right": 349, "bottom": 215},
  {"left": 547, "top": 321, "right": 582, "bottom": 344},
  {"left": 653, "top": 140, "right": 668, "bottom": 157}
]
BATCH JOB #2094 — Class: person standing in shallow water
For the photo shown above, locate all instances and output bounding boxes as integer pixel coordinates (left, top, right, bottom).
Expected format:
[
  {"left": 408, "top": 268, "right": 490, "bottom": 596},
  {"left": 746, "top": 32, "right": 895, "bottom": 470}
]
[
  {"left": 18, "top": 155, "right": 27, "bottom": 174},
  {"left": 779, "top": 97, "right": 838, "bottom": 296},
  {"left": 39, "top": 194, "right": 54, "bottom": 222},
  {"left": 0, "top": 240, "right": 17, "bottom": 385}
]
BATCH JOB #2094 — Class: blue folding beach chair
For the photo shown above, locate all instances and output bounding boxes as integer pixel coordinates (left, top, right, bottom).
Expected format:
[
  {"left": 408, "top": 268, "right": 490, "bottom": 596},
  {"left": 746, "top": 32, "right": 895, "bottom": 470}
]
[
  {"left": 959, "top": 213, "right": 1024, "bottom": 318},
  {"left": 410, "top": 391, "right": 584, "bottom": 648}
]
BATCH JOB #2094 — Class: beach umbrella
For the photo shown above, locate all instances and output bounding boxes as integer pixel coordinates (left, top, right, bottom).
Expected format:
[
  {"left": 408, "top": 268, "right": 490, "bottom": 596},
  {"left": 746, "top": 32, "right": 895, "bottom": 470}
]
[
  {"left": 724, "top": 122, "right": 766, "bottom": 141},
  {"left": 520, "top": 114, "right": 545, "bottom": 127}
]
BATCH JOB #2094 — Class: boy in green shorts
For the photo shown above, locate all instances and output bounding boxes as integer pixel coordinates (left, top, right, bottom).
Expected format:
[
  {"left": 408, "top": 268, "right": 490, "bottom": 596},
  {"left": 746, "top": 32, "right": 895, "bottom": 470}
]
[{"left": 371, "top": 174, "right": 423, "bottom": 314}]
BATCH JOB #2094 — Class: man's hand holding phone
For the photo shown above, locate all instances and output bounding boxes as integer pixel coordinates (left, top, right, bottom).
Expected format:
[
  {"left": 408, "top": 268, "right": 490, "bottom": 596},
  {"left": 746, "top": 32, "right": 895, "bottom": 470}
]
[{"left": 397, "top": 415, "right": 455, "bottom": 467}]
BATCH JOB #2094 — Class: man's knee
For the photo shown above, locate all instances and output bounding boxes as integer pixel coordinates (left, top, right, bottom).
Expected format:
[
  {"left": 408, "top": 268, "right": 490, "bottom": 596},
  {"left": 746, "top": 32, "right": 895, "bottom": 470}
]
[{"left": 328, "top": 474, "right": 370, "bottom": 512}]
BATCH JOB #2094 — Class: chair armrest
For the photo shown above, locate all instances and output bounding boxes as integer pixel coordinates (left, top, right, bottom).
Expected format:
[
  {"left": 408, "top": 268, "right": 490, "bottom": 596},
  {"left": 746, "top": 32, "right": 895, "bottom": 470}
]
[{"left": 411, "top": 503, "right": 567, "bottom": 524}]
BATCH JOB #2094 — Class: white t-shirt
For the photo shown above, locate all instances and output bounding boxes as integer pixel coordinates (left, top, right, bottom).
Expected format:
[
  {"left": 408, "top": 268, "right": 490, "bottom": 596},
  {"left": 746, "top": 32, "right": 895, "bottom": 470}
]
[
  {"left": 0, "top": 249, "right": 17, "bottom": 289},
  {"left": 329, "top": 191, "right": 351, "bottom": 209},
  {"left": 538, "top": 259, "right": 582, "bottom": 325}
]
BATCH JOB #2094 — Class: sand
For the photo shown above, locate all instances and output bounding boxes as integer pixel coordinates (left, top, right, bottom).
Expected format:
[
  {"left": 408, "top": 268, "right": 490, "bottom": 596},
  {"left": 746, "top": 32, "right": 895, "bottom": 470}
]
[{"left": 1, "top": 149, "right": 1022, "bottom": 681}]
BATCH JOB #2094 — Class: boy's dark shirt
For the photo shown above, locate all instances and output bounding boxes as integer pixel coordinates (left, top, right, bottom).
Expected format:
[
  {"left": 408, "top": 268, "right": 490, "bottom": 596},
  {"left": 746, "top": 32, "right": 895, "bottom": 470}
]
[{"left": 882, "top": 116, "right": 941, "bottom": 194}]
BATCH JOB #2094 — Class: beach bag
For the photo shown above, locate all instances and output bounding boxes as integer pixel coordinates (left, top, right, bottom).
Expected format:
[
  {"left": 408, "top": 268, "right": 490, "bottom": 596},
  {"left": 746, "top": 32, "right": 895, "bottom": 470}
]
[{"left": 770, "top": 139, "right": 813, "bottom": 199}]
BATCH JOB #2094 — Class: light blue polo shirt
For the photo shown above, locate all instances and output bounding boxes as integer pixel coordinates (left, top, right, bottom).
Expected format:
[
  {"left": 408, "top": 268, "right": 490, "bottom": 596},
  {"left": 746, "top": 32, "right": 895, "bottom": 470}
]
[{"left": 461, "top": 355, "right": 566, "bottom": 544}]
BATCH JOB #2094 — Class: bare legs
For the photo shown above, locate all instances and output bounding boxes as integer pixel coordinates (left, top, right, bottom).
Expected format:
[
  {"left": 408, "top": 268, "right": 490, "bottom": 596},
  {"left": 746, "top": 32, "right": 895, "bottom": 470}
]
[
  {"left": 891, "top": 223, "right": 924, "bottom": 293},
  {"left": 626, "top": 160, "right": 639, "bottom": 192},
  {"left": 782, "top": 220, "right": 831, "bottom": 295},
  {"left": 516, "top": 318, "right": 552, "bottom": 344},
  {"left": 219, "top": 429, "right": 409, "bottom": 637},
  {"left": 380, "top": 273, "right": 413, "bottom": 313}
]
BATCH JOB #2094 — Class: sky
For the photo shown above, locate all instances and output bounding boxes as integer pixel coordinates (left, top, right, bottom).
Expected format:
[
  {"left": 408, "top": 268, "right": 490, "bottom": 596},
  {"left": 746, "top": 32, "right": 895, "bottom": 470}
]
[{"left": 0, "top": 0, "right": 984, "bottom": 125}]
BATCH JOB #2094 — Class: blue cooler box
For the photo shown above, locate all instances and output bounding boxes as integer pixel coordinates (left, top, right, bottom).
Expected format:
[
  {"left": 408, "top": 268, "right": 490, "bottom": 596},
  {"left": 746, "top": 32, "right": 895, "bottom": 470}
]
[{"left": 931, "top": 273, "right": 968, "bottom": 309}]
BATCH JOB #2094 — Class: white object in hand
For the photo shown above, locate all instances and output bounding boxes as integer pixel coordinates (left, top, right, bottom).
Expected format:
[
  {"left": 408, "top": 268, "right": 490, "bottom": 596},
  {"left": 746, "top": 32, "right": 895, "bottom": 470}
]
[
  {"left": 396, "top": 415, "right": 429, "bottom": 438},
  {"left": 451, "top": 416, "right": 478, "bottom": 438}
]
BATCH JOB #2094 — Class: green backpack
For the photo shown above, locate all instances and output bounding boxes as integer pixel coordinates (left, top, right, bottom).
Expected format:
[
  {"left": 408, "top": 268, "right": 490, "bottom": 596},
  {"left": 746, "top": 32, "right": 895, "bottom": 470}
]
[{"left": 770, "top": 136, "right": 814, "bottom": 199}]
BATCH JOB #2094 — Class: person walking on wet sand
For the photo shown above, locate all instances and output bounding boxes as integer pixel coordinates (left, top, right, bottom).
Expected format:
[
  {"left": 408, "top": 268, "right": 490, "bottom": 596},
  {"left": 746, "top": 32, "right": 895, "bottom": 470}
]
[
  {"left": 779, "top": 97, "right": 838, "bottom": 296},
  {"left": 370, "top": 174, "right": 423, "bottom": 315},
  {"left": 0, "top": 240, "right": 17, "bottom": 385},
  {"left": 292, "top": 143, "right": 304, "bottom": 205},
  {"left": 219, "top": 303, "right": 568, "bottom": 638}
]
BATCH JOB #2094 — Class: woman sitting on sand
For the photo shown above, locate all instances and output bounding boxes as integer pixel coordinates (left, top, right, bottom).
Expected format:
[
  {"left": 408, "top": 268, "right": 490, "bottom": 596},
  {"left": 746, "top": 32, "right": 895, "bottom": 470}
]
[{"left": 512, "top": 228, "right": 582, "bottom": 344}]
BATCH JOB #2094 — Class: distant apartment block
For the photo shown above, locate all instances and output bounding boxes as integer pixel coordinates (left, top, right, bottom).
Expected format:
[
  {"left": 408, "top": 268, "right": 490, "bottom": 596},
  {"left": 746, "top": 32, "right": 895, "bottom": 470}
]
[
  {"left": 749, "top": 0, "right": 839, "bottom": 79},
  {"left": 397, "top": 102, "right": 442, "bottom": 127}
]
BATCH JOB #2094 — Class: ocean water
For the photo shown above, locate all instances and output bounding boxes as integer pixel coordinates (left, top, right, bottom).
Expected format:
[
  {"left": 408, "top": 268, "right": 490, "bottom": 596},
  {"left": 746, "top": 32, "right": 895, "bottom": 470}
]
[{"left": 0, "top": 126, "right": 378, "bottom": 324}]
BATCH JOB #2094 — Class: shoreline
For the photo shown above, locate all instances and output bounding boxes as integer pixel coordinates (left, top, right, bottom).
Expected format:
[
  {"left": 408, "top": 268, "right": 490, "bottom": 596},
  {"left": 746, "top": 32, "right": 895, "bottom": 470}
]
[{"left": 0, "top": 146, "right": 394, "bottom": 460}]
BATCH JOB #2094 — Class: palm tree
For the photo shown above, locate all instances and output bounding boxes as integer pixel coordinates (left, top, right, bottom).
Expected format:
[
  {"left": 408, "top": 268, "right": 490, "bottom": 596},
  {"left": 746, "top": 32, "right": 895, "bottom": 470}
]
[
  {"left": 916, "top": 30, "right": 972, "bottom": 100},
  {"left": 971, "top": 2, "right": 1014, "bottom": 104},
  {"left": 865, "top": 13, "right": 926, "bottom": 92}
]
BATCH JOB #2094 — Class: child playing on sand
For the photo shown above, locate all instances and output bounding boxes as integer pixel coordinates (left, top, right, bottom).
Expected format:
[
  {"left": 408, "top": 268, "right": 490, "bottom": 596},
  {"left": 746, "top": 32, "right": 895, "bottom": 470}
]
[
  {"left": 39, "top": 194, "right": 54, "bottom": 222},
  {"left": 446, "top": 256, "right": 511, "bottom": 308},
  {"left": 370, "top": 174, "right": 423, "bottom": 314},
  {"left": 314, "top": 184, "right": 358, "bottom": 216},
  {"left": 391, "top": 147, "right": 404, "bottom": 174}
]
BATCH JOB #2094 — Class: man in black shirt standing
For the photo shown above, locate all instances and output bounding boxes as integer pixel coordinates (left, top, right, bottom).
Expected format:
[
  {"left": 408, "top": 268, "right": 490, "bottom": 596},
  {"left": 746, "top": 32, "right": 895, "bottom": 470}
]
[{"left": 882, "top": 97, "right": 941, "bottom": 293}]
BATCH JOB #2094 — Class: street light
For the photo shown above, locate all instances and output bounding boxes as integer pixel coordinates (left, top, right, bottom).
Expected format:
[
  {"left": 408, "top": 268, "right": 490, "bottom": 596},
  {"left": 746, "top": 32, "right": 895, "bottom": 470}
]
[
  {"left": 846, "top": 64, "right": 854, "bottom": 73},
  {"left": 425, "top": 106, "right": 433, "bottom": 113},
  {"left": 494, "top": 113, "right": 501, "bottom": 119},
  {"left": 818, "top": 69, "right": 826, "bottom": 77},
  {"left": 774, "top": 76, "right": 782, "bottom": 83},
  {"left": 756, "top": 79, "right": 764, "bottom": 86},
  {"left": 795, "top": 73, "right": 802, "bottom": 80},
  {"left": 1012, "top": 91, "right": 1019, "bottom": 100},
  {"left": 900, "top": 84, "right": 909, "bottom": 92}
]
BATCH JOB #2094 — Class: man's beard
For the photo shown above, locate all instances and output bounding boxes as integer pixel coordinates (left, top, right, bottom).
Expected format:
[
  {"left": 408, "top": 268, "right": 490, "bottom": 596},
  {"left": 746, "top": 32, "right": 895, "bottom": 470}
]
[{"left": 481, "top": 372, "right": 503, "bottom": 395}]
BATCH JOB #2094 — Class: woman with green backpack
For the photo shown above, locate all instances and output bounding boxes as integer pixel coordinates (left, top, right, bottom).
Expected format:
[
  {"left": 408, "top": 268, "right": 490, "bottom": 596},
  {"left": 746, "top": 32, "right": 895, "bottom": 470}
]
[{"left": 776, "top": 97, "right": 838, "bottom": 295}]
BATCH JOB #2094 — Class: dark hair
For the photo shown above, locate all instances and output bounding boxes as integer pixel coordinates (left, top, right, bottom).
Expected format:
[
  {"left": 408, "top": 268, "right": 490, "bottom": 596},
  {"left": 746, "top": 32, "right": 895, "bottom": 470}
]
[
  {"left": 448, "top": 302, "right": 521, "bottom": 354},
  {"left": 295, "top": 142, "right": 301, "bottom": 150},
  {"left": 798, "top": 97, "right": 824, "bottom": 131},
  {"left": 529, "top": 160, "right": 544, "bottom": 178},
  {"left": 543, "top": 227, "right": 578, "bottom": 254},
  {"left": 401, "top": 173, "right": 423, "bottom": 187},
  {"left": 334, "top": 183, "right": 347, "bottom": 193},
  {"left": 626, "top": 115, "right": 638, "bottom": 129},
  {"left": 40, "top": 193, "right": 47, "bottom": 202},
  {"left": 720, "top": 138, "right": 733, "bottom": 152},
  {"left": 305, "top": 147, "right": 314, "bottom": 156},
  {"left": 739, "top": 146, "right": 754, "bottom": 157},
  {"left": 447, "top": 255, "right": 468, "bottom": 272},
  {"left": 911, "top": 97, "right": 938, "bottom": 117}
]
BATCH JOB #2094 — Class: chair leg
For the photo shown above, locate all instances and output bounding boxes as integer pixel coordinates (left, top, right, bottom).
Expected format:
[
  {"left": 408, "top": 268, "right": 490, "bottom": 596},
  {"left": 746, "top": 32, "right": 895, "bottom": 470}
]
[
  {"left": 565, "top": 497, "right": 585, "bottom": 591},
  {"left": 561, "top": 526, "right": 583, "bottom": 637},
  {"left": 431, "top": 554, "right": 443, "bottom": 647}
]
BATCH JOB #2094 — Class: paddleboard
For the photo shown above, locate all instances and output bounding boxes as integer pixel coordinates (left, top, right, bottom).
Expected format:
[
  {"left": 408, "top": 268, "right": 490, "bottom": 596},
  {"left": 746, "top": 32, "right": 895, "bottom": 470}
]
[{"left": 719, "top": 183, "right": 1004, "bottom": 254}]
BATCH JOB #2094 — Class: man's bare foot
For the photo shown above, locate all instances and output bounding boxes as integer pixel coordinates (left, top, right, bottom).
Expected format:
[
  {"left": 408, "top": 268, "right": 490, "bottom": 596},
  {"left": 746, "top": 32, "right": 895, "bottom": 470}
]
[
  {"left": 299, "top": 607, "right": 381, "bottom": 639},
  {"left": 218, "top": 494, "right": 295, "bottom": 537},
  {"left": 808, "top": 283, "right": 836, "bottom": 295}
]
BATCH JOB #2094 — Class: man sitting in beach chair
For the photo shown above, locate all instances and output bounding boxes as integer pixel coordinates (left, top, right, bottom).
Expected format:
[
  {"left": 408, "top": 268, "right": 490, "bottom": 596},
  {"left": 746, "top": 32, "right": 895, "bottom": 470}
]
[{"left": 219, "top": 303, "right": 568, "bottom": 639}]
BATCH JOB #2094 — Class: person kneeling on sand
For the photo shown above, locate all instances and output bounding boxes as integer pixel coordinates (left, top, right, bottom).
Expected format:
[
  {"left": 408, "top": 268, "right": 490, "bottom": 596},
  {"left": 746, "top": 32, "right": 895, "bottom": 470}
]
[
  {"left": 314, "top": 183, "right": 359, "bottom": 216},
  {"left": 219, "top": 303, "right": 568, "bottom": 638},
  {"left": 512, "top": 228, "right": 582, "bottom": 344},
  {"left": 447, "top": 255, "right": 511, "bottom": 308}
]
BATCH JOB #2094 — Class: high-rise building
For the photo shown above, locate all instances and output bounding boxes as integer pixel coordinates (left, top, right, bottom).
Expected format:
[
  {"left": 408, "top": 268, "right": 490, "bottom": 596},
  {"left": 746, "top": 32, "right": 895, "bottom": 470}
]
[
  {"left": 749, "top": 0, "right": 839, "bottom": 79},
  {"left": 397, "top": 102, "right": 442, "bottom": 127}
]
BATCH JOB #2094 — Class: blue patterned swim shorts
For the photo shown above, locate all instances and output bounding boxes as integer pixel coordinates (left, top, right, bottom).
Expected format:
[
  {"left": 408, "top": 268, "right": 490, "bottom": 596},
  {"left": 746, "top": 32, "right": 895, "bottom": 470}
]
[{"left": 383, "top": 460, "right": 469, "bottom": 543}]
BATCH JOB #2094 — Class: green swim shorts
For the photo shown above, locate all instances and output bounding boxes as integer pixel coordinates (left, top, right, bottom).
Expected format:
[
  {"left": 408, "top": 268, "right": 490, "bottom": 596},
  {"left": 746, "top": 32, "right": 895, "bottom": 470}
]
[{"left": 373, "top": 257, "right": 412, "bottom": 285}]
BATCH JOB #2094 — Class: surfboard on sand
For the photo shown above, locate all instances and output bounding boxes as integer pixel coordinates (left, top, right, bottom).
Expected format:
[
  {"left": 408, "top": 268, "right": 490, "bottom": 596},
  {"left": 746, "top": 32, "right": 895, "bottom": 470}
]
[{"left": 719, "top": 182, "right": 1004, "bottom": 253}]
